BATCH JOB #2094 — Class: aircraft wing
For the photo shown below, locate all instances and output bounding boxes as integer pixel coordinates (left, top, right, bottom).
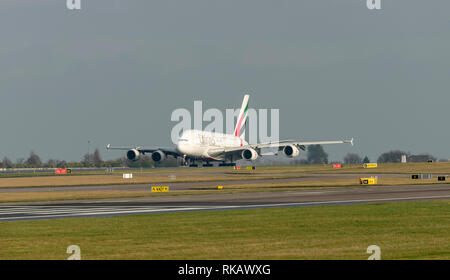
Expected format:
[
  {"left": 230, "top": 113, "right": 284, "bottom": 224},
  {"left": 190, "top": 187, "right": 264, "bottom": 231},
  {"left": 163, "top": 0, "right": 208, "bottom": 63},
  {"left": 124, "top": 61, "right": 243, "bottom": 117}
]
[
  {"left": 106, "top": 144, "right": 181, "bottom": 157},
  {"left": 253, "top": 138, "right": 354, "bottom": 151},
  {"left": 208, "top": 138, "right": 353, "bottom": 158}
]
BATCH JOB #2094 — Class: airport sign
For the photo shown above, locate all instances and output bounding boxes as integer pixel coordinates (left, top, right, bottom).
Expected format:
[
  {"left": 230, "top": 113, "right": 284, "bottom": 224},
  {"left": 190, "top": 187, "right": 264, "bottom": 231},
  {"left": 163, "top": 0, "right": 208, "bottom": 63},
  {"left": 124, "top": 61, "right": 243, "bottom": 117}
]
[{"left": 152, "top": 186, "right": 169, "bottom": 192}]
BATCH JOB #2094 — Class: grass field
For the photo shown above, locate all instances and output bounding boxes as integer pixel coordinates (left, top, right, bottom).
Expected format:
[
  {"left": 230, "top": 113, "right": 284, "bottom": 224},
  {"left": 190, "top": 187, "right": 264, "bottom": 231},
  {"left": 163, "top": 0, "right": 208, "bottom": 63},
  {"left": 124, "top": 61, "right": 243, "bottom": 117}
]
[
  {"left": 0, "top": 162, "right": 449, "bottom": 203},
  {"left": 0, "top": 200, "right": 448, "bottom": 260},
  {"left": 230, "top": 162, "right": 450, "bottom": 175},
  {"left": 1, "top": 162, "right": 449, "bottom": 189},
  {"left": 0, "top": 177, "right": 447, "bottom": 203}
]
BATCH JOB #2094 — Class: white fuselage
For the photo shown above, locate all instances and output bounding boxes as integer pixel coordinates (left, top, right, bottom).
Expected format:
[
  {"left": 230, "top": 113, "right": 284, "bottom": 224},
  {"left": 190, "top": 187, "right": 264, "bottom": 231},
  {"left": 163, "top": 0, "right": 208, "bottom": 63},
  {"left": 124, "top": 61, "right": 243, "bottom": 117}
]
[{"left": 176, "top": 130, "right": 248, "bottom": 161}]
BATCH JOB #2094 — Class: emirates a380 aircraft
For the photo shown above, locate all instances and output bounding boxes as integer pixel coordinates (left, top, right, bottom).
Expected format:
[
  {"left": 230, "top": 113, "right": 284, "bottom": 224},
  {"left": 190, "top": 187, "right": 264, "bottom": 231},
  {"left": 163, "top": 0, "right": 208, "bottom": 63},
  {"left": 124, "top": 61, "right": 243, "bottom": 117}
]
[{"left": 107, "top": 95, "right": 353, "bottom": 166}]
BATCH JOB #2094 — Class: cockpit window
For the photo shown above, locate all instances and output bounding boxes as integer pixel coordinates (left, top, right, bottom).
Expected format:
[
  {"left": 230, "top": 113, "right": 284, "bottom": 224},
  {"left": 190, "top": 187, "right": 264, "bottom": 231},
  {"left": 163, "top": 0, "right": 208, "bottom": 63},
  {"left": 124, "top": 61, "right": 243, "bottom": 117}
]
[{"left": 178, "top": 138, "right": 188, "bottom": 142}]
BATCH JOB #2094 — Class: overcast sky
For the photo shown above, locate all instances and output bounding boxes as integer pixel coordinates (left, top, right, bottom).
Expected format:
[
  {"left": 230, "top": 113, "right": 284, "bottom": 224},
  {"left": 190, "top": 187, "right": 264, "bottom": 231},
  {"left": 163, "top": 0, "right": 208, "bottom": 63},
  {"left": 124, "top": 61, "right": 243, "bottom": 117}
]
[{"left": 1, "top": 0, "right": 449, "bottom": 162}]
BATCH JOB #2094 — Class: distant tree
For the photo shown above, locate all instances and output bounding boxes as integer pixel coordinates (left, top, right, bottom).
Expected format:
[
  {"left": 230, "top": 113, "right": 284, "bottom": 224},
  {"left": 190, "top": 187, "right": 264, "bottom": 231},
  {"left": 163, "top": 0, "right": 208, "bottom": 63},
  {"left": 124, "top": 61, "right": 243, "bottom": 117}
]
[
  {"left": 156, "top": 156, "right": 181, "bottom": 167},
  {"left": 82, "top": 153, "right": 93, "bottom": 167},
  {"left": 126, "top": 155, "right": 155, "bottom": 168},
  {"left": 116, "top": 157, "right": 130, "bottom": 167},
  {"left": 81, "top": 148, "right": 104, "bottom": 168},
  {"left": 26, "top": 151, "right": 42, "bottom": 168},
  {"left": 56, "top": 160, "right": 68, "bottom": 168},
  {"left": 45, "top": 159, "right": 57, "bottom": 168},
  {"left": 307, "top": 145, "right": 328, "bottom": 164},
  {"left": 14, "top": 158, "right": 25, "bottom": 168},
  {"left": 343, "top": 153, "right": 362, "bottom": 164},
  {"left": 103, "top": 159, "right": 124, "bottom": 168},
  {"left": 92, "top": 148, "right": 103, "bottom": 168},
  {"left": 67, "top": 161, "right": 83, "bottom": 168},
  {"left": 377, "top": 150, "right": 408, "bottom": 163},
  {"left": 363, "top": 156, "right": 370, "bottom": 164},
  {"left": 1, "top": 157, "right": 13, "bottom": 168},
  {"left": 407, "top": 154, "right": 436, "bottom": 163}
]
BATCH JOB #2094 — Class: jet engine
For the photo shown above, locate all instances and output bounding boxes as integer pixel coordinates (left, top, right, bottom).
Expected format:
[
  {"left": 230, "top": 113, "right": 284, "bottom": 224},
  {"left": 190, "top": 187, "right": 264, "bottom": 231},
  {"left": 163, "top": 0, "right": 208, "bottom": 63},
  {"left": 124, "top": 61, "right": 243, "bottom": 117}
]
[
  {"left": 151, "top": 150, "right": 166, "bottom": 162},
  {"left": 283, "top": 145, "right": 300, "bottom": 158},
  {"left": 126, "top": 149, "right": 140, "bottom": 161},
  {"left": 241, "top": 148, "right": 258, "bottom": 161}
]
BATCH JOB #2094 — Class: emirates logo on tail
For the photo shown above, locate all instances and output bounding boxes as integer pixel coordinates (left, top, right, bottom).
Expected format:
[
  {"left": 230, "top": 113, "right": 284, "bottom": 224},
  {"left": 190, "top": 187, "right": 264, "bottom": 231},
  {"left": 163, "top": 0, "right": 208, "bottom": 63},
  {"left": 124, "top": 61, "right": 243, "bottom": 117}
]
[{"left": 234, "top": 94, "right": 250, "bottom": 137}]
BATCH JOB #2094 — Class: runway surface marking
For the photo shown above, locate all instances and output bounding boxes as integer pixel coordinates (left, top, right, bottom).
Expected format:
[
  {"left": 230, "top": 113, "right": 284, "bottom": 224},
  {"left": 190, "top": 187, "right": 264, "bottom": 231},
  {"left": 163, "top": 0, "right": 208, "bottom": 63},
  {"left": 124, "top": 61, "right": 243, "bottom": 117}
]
[{"left": 1, "top": 194, "right": 449, "bottom": 222}]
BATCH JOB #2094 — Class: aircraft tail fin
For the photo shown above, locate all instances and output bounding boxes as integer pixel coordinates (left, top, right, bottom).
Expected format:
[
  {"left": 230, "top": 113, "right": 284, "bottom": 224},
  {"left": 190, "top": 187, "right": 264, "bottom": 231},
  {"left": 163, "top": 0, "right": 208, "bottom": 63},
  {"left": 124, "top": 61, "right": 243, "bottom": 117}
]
[{"left": 234, "top": 94, "right": 250, "bottom": 137}]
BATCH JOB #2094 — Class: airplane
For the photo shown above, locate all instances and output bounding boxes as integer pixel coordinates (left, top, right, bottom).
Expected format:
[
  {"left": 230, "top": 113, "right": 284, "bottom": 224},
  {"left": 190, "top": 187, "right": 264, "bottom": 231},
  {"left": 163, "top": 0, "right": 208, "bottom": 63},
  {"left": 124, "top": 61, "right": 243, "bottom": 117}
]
[{"left": 106, "top": 94, "right": 353, "bottom": 167}]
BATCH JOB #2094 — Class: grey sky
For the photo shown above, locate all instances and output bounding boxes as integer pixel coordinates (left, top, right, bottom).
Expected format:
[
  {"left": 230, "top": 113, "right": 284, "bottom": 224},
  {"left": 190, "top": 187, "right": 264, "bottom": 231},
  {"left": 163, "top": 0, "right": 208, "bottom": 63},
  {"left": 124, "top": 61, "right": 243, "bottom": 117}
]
[{"left": 1, "top": 0, "right": 449, "bottom": 162}]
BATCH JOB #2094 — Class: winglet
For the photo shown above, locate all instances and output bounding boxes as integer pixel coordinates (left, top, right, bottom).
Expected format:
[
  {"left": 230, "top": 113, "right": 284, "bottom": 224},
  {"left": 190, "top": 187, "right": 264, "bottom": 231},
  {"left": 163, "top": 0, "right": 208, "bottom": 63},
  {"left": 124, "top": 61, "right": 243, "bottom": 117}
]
[
  {"left": 106, "top": 144, "right": 111, "bottom": 149},
  {"left": 343, "top": 138, "right": 354, "bottom": 146}
]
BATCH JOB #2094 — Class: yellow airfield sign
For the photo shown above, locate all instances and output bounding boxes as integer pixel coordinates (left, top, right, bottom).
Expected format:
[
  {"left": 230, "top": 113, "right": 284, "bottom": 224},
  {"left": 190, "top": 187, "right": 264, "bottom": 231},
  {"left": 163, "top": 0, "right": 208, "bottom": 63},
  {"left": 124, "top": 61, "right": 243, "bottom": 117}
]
[
  {"left": 151, "top": 186, "right": 169, "bottom": 192},
  {"left": 360, "top": 177, "right": 377, "bottom": 185}
]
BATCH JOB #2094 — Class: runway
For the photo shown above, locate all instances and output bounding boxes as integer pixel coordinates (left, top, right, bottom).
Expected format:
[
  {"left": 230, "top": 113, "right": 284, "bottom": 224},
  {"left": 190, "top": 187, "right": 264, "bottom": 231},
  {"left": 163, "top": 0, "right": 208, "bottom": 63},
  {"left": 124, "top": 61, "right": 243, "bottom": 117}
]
[{"left": 1, "top": 184, "right": 449, "bottom": 221}]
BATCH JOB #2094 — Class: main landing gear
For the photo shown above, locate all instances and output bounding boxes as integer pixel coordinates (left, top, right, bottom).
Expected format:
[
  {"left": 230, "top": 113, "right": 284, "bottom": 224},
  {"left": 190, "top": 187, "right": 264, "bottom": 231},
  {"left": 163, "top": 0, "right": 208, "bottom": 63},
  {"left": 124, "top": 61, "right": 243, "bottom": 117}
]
[
  {"left": 183, "top": 156, "right": 234, "bottom": 168},
  {"left": 183, "top": 156, "right": 198, "bottom": 167},
  {"left": 185, "top": 158, "right": 206, "bottom": 168}
]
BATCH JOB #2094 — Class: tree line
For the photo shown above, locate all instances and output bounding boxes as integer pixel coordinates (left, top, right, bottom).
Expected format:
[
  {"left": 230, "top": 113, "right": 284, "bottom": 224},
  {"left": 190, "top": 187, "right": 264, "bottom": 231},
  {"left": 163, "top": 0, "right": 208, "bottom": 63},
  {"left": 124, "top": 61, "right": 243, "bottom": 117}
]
[
  {"left": 290, "top": 146, "right": 444, "bottom": 164},
  {"left": 0, "top": 146, "right": 446, "bottom": 169},
  {"left": 342, "top": 150, "right": 442, "bottom": 164},
  {"left": 0, "top": 148, "right": 179, "bottom": 169}
]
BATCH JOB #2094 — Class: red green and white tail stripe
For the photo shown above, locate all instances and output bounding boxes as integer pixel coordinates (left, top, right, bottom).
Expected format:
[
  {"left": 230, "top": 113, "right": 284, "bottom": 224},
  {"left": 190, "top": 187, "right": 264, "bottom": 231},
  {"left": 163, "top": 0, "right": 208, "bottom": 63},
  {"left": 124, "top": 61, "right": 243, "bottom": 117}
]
[{"left": 233, "top": 94, "right": 250, "bottom": 137}]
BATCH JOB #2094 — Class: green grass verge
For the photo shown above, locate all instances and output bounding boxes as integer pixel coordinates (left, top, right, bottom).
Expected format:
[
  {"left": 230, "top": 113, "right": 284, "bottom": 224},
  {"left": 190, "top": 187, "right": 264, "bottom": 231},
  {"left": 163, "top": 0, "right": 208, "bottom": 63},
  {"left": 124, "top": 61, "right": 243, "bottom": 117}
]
[{"left": 0, "top": 200, "right": 448, "bottom": 260}]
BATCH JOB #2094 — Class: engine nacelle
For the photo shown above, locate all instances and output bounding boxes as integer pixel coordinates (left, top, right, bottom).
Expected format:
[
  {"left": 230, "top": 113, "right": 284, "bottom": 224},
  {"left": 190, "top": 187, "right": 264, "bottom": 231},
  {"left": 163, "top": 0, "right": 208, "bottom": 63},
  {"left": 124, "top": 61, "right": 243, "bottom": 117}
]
[
  {"left": 283, "top": 145, "right": 300, "bottom": 158},
  {"left": 241, "top": 148, "right": 258, "bottom": 161},
  {"left": 126, "top": 149, "right": 140, "bottom": 161},
  {"left": 151, "top": 150, "right": 166, "bottom": 162}
]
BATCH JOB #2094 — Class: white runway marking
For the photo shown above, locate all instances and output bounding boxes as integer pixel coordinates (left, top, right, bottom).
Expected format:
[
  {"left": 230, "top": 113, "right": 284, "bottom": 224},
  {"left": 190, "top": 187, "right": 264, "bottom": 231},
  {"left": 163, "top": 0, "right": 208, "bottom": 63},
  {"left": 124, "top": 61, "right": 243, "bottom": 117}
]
[{"left": 1, "top": 195, "right": 449, "bottom": 221}]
